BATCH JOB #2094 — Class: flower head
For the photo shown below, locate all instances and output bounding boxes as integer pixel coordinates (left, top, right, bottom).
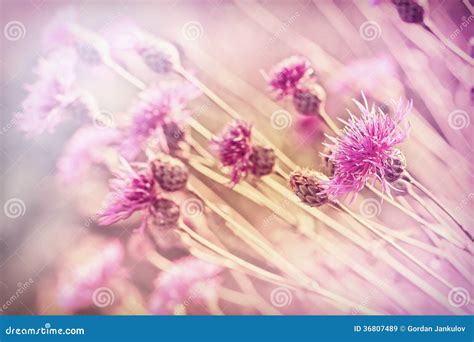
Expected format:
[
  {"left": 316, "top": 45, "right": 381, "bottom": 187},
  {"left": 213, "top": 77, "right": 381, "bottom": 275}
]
[
  {"left": 289, "top": 169, "right": 328, "bottom": 207},
  {"left": 15, "top": 48, "right": 78, "bottom": 136},
  {"left": 98, "top": 160, "right": 157, "bottom": 226},
  {"left": 267, "top": 56, "right": 312, "bottom": 99},
  {"left": 57, "top": 238, "right": 123, "bottom": 310},
  {"left": 325, "top": 94, "right": 411, "bottom": 198},
  {"left": 213, "top": 120, "right": 253, "bottom": 185},
  {"left": 149, "top": 257, "right": 223, "bottom": 314},
  {"left": 57, "top": 125, "right": 120, "bottom": 183},
  {"left": 120, "top": 83, "right": 200, "bottom": 160}
]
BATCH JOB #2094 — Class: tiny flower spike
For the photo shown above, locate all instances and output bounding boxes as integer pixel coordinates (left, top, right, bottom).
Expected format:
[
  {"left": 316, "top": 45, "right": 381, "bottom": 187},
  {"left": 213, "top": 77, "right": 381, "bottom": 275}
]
[
  {"left": 267, "top": 55, "right": 313, "bottom": 99},
  {"left": 289, "top": 169, "right": 329, "bottom": 207},
  {"left": 325, "top": 94, "right": 412, "bottom": 199},
  {"left": 98, "top": 160, "right": 157, "bottom": 226},
  {"left": 213, "top": 120, "right": 253, "bottom": 185},
  {"left": 151, "top": 154, "right": 189, "bottom": 192},
  {"left": 120, "top": 83, "right": 200, "bottom": 160},
  {"left": 15, "top": 48, "right": 78, "bottom": 137},
  {"left": 149, "top": 256, "right": 223, "bottom": 314}
]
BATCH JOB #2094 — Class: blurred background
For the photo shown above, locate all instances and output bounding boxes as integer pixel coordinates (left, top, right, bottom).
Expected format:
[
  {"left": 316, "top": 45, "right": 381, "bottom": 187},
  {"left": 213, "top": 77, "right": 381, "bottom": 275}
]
[{"left": 0, "top": 0, "right": 472, "bottom": 315}]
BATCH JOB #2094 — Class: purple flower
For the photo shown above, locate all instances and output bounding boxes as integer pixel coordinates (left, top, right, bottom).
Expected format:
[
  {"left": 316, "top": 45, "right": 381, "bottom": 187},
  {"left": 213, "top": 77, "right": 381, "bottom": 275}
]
[
  {"left": 57, "top": 126, "right": 121, "bottom": 183},
  {"left": 57, "top": 238, "right": 124, "bottom": 310},
  {"left": 149, "top": 256, "right": 223, "bottom": 314},
  {"left": 98, "top": 160, "right": 157, "bottom": 226},
  {"left": 15, "top": 48, "right": 78, "bottom": 137},
  {"left": 120, "top": 83, "right": 200, "bottom": 160},
  {"left": 325, "top": 94, "right": 412, "bottom": 198},
  {"left": 267, "top": 55, "right": 312, "bottom": 99},
  {"left": 212, "top": 120, "right": 253, "bottom": 185}
]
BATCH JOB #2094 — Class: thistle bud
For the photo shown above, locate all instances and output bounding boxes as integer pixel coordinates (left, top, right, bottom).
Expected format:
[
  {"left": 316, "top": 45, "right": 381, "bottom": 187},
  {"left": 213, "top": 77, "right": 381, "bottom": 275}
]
[
  {"left": 249, "top": 145, "right": 276, "bottom": 177},
  {"left": 289, "top": 169, "right": 328, "bottom": 207},
  {"left": 392, "top": 0, "right": 424, "bottom": 24},
  {"left": 380, "top": 150, "right": 407, "bottom": 183},
  {"left": 150, "top": 199, "right": 180, "bottom": 230},
  {"left": 152, "top": 155, "right": 189, "bottom": 192},
  {"left": 136, "top": 40, "right": 180, "bottom": 74}
]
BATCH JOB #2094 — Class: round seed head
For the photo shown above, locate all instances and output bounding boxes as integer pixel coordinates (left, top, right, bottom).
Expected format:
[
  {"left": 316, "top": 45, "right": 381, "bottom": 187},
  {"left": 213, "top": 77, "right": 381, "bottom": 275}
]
[
  {"left": 289, "top": 169, "right": 328, "bottom": 207},
  {"left": 152, "top": 155, "right": 189, "bottom": 192},
  {"left": 249, "top": 145, "right": 276, "bottom": 177},
  {"left": 150, "top": 198, "right": 180, "bottom": 230}
]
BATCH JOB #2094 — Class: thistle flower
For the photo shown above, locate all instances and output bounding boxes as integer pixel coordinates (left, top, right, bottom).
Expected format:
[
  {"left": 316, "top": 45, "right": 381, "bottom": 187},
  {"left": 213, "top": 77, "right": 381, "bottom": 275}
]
[
  {"left": 149, "top": 256, "right": 223, "bottom": 314},
  {"left": 325, "top": 94, "right": 412, "bottom": 198},
  {"left": 289, "top": 169, "right": 329, "bottom": 207},
  {"left": 98, "top": 161, "right": 157, "bottom": 226},
  {"left": 57, "top": 238, "right": 123, "bottom": 310},
  {"left": 151, "top": 155, "right": 189, "bottom": 192},
  {"left": 212, "top": 120, "right": 253, "bottom": 185},
  {"left": 120, "top": 83, "right": 200, "bottom": 160},
  {"left": 57, "top": 125, "right": 120, "bottom": 183},
  {"left": 15, "top": 48, "right": 78, "bottom": 136},
  {"left": 267, "top": 55, "right": 312, "bottom": 99}
]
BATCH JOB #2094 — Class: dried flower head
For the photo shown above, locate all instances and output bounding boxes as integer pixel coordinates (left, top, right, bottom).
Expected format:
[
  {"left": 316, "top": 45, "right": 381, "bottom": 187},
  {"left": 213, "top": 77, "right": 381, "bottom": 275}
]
[
  {"left": 16, "top": 48, "right": 78, "bottom": 136},
  {"left": 289, "top": 169, "right": 329, "bottom": 207},
  {"left": 213, "top": 120, "right": 253, "bottom": 185},
  {"left": 151, "top": 155, "right": 189, "bottom": 192},
  {"left": 267, "top": 56, "right": 313, "bottom": 99},
  {"left": 325, "top": 94, "right": 412, "bottom": 198},
  {"left": 149, "top": 256, "right": 223, "bottom": 314},
  {"left": 392, "top": 0, "right": 424, "bottom": 24},
  {"left": 149, "top": 198, "right": 180, "bottom": 230},
  {"left": 120, "top": 83, "right": 200, "bottom": 160},
  {"left": 249, "top": 145, "right": 276, "bottom": 177},
  {"left": 98, "top": 161, "right": 157, "bottom": 226}
]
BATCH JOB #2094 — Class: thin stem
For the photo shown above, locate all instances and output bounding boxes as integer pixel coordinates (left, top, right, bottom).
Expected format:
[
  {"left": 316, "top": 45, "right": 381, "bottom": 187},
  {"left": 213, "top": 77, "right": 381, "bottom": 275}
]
[{"left": 406, "top": 173, "right": 474, "bottom": 242}]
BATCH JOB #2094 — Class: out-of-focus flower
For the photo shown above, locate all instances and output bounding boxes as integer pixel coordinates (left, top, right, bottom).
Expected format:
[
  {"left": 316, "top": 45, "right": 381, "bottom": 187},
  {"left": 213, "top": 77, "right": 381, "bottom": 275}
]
[
  {"left": 149, "top": 257, "right": 223, "bottom": 314},
  {"left": 151, "top": 154, "right": 189, "bottom": 192},
  {"left": 325, "top": 94, "right": 412, "bottom": 198},
  {"left": 15, "top": 48, "right": 78, "bottom": 137},
  {"left": 57, "top": 125, "right": 121, "bottom": 183},
  {"left": 289, "top": 169, "right": 329, "bottom": 207},
  {"left": 98, "top": 161, "right": 157, "bottom": 226},
  {"left": 57, "top": 238, "right": 124, "bottom": 310},
  {"left": 149, "top": 198, "right": 181, "bottom": 230},
  {"left": 267, "top": 56, "right": 313, "bottom": 99},
  {"left": 135, "top": 39, "right": 181, "bottom": 74},
  {"left": 212, "top": 120, "right": 253, "bottom": 185},
  {"left": 120, "top": 83, "right": 200, "bottom": 160}
]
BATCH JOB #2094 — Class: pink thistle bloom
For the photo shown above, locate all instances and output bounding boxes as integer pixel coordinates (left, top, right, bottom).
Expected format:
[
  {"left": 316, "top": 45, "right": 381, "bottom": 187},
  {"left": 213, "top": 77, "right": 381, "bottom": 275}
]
[
  {"left": 212, "top": 120, "right": 253, "bottom": 185},
  {"left": 120, "top": 83, "right": 200, "bottom": 160},
  {"left": 149, "top": 256, "right": 223, "bottom": 314},
  {"left": 98, "top": 160, "right": 157, "bottom": 226},
  {"left": 57, "top": 238, "right": 124, "bottom": 310},
  {"left": 267, "top": 55, "right": 312, "bottom": 99},
  {"left": 57, "top": 125, "right": 121, "bottom": 183},
  {"left": 325, "top": 94, "right": 412, "bottom": 198},
  {"left": 15, "top": 48, "right": 78, "bottom": 137}
]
